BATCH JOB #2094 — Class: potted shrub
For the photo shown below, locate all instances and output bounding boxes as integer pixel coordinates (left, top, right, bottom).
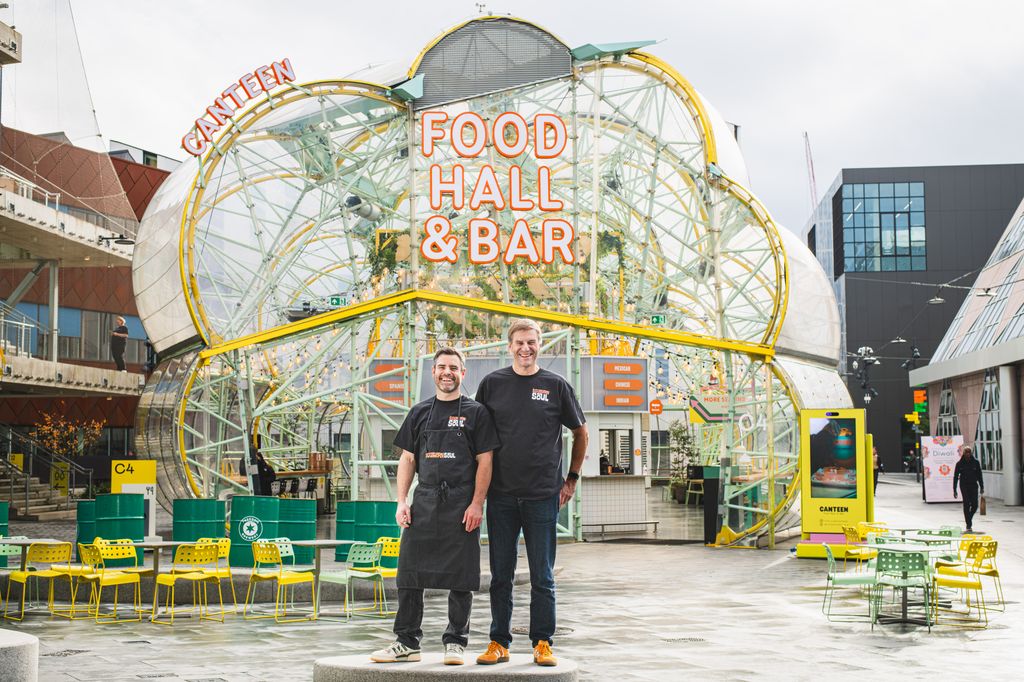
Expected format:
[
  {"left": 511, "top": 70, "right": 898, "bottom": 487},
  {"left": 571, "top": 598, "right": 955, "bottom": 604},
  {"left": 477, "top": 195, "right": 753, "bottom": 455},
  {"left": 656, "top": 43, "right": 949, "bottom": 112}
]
[{"left": 667, "top": 420, "right": 698, "bottom": 503}]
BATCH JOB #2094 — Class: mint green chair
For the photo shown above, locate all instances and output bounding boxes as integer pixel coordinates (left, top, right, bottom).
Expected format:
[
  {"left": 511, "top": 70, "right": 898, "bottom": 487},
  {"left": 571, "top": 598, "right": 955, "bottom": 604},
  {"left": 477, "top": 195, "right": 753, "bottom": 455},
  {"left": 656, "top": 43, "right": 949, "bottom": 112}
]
[
  {"left": 872, "top": 549, "right": 932, "bottom": 631},
  {"left": 822, "top": 544, "right": 876, "bottom": 622}
]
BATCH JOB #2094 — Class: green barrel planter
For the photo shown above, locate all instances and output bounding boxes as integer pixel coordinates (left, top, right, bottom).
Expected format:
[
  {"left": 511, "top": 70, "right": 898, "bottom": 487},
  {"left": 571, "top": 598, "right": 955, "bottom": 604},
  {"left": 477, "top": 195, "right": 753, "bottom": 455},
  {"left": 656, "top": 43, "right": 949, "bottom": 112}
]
[
  {"left": 94, "top": 494, "right": 145, "bottom": 566},
  {"left": 173, "top": 499, "right": 226, "bottom": 542},
  {"left": 229, "top": 496, "right": 279, "bottom": 568},
  {"left": 278, "top": 498, "right": 316, "bottom": 564},
  {"left": 336, "top": 500, "right": 399, "bottom": 567},
  {"left": 0, "top": 501, "right": 8, "bottom": 568},
  {"left": 75, "top": 500, "right": 96, "bottom": 563},
  {"left": 335, "top": 500, "right": 356, "bottom": 561}
]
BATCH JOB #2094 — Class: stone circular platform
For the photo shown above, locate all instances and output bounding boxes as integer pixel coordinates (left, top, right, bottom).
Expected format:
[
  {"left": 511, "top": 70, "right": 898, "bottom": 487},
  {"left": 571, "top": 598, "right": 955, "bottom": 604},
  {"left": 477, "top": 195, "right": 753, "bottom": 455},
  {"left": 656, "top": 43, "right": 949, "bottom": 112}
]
[
  {"left": 313, "top": 653, "right": 578, "bottom": 681},
  {"left": 0, "top": 629, "right": 38, "bottom": 682}
]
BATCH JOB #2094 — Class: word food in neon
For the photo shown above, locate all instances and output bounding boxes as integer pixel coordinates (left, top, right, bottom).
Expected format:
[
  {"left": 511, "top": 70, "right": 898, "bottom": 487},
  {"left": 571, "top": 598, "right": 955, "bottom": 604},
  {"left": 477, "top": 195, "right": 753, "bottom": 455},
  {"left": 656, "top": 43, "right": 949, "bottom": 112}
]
[
  {"left": 419, "top": 111, "right": 575, "bottom": 265},
  {"left": 181, "top": 58, "right": 296, "bottom": 157}
]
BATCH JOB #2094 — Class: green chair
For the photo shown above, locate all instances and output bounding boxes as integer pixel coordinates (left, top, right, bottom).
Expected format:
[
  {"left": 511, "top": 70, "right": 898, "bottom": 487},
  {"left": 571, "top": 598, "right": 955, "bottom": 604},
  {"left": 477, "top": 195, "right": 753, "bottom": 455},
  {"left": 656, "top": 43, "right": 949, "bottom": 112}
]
[
  {"left": 872, "top": 549, "right": 932, "bottom": 631},
  {"left": 269, "top": 538, "right": 313, "bottom": 570},
  {"left": 317, "top": 542, "right": 386, "bottom": 619},
  {"left": 822, "top": 544, "right": 876, "bottom": 622}
]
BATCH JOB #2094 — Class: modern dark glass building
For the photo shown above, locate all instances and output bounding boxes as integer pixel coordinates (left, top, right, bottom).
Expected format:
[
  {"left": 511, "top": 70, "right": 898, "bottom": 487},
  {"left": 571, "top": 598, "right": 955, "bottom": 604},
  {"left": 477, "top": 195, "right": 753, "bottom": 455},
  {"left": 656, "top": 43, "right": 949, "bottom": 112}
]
[{"left": 802, "top": 164, "right": 1024, "bottom": 471}]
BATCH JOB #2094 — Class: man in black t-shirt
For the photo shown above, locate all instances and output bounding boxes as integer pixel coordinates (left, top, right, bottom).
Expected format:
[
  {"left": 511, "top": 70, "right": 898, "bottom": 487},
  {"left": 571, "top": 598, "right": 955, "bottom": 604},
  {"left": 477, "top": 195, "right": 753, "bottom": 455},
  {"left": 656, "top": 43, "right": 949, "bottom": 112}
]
[
  {"left": 474, "top": 319, "right": 587, "bottom": 668},
  {"left": 370, "top": 347, "right": 500, "bottom": 666},
  {"left": 110, "top": 316, "right": 129, "bottom": 371}
]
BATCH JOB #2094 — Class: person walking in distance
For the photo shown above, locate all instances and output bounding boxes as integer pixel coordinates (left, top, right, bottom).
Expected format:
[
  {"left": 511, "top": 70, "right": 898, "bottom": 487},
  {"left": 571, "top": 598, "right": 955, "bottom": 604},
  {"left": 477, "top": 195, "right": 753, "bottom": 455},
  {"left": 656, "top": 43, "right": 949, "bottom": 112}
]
[
  {"left": 872, "top": 447, "right": 881, "bottom": 494},
  {"left": 111, "top": 316, "right": 129, "bottom": 371},
  {"left": 370, "top": 347, "right": 499, "bottom": 666},
  {"left": 475, "top": 319, "right": 588, "bottom": 668},
  {"left": 953, "top": 445, "right": 984, "bottom": 532}
]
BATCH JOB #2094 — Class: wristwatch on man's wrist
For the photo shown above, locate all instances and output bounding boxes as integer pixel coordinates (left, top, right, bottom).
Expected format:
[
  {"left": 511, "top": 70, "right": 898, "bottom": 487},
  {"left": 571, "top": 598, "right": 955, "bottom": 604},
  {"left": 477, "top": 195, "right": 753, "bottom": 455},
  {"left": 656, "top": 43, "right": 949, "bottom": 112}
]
[{"left": 566, "top": 471, "right": 580, "bottom": 482}]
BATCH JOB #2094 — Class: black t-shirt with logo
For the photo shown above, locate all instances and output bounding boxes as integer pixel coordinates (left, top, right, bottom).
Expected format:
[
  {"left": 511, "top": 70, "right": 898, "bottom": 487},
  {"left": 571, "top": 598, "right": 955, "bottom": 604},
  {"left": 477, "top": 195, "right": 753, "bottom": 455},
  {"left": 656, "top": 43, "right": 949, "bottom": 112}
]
[
  {"left": 475, "top": 366, "right": 586, "bottom": 499},
  {"left": 393, "top": 396, "right": 501, "bottom": 472}
]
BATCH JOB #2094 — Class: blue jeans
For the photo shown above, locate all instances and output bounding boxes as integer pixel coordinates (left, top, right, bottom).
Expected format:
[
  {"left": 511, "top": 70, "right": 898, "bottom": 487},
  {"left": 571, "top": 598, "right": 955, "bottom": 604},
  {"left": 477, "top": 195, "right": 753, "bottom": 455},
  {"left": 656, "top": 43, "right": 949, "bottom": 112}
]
[{"left": 486, "top": 489, "right": 559, "bottom": 647}]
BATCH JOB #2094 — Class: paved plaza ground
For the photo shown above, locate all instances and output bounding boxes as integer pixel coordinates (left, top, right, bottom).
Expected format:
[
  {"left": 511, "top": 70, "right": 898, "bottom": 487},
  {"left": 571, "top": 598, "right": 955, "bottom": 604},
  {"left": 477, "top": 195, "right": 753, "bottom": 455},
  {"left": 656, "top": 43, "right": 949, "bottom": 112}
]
[{"left": 2, "top": 473, "right": 1018, "bottom": 681}]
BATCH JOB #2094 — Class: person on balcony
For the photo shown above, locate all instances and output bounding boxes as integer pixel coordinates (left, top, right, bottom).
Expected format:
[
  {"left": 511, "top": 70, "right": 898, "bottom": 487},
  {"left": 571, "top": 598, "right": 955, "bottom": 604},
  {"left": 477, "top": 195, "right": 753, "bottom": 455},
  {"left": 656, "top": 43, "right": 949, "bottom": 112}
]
[{"left": 110, "top": 316, "right": 129, "bottom": 371}]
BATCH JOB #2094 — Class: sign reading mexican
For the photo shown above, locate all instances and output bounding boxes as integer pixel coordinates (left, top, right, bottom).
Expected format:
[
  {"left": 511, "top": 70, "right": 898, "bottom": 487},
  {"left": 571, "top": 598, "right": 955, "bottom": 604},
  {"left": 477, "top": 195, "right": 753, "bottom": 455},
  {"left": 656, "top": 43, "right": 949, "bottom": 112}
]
[{"left": 419, "top": 111, "right": 574, "bottom": 265}]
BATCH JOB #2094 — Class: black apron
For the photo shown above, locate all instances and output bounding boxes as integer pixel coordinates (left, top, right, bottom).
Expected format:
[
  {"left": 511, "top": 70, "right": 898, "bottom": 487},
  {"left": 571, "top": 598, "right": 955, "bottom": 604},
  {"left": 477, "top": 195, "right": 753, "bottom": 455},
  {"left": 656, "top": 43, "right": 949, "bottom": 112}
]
[{"left": 397, "top": 397, "right": 481, "bottom": 591}]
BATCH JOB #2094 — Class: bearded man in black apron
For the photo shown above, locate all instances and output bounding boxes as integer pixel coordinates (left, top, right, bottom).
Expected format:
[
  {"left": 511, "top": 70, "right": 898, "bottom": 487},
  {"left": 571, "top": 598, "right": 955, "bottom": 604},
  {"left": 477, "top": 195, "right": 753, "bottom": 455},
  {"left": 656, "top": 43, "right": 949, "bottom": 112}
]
[{"left": 371, "top": 347, "right": 500, "bottom": 666}]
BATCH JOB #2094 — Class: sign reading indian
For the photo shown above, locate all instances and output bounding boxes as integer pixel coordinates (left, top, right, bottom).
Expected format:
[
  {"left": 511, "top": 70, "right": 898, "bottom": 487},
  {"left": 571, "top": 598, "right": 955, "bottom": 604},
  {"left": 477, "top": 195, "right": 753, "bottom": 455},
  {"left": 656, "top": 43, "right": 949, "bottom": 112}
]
[
  {"left": 181, "top": 58, "right": 296, "bottom": 157},
  {"left": 419, "top": 111, "right": 575, "bottom": 265}
]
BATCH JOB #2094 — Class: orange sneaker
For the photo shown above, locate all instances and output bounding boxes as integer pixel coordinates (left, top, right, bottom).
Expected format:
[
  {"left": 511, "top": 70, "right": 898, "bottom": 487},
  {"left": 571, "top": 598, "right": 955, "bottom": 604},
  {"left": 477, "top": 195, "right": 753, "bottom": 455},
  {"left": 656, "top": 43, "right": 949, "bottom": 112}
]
[
  {"left": 533, "top": 640, "right": 557, "bottom": 666},
  {"left": 476, "top": 641, "right": 510, "bottom": 665}
]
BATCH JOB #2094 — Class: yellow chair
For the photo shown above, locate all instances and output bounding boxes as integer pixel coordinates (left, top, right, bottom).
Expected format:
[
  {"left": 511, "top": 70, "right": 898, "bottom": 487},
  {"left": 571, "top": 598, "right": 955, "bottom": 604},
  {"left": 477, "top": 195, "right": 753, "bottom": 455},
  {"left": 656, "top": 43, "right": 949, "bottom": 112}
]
[
  {"left": 196, "top": 537, "right": 237, "bottom": 611},
  {"left": 78, "top": 543, "right": 143, "bottom": 624},
  {"left": 933, "top": 544, "right": 988, "bottom": 628},
  {"left": 242, "top": 541, "right": 317, "bottom": 623},
  {"left": 935, "top": 535, "right": 992, "bottom": 568},
  {"left": 3, "top": 542, "right": 75, "bottom": 621},
  {"left": 152, "top": 543, "right": 224, "bottom": 625},
  {"left": 937, "top": 540, "right": 1003, "bottom": 612},
  {"left": 841, "top": 526, "right": 877, "bottom": 571},
  {"left": 856, "top": 521, "right": 888, "bottom": 541},
  {"left": 92, "top": 538, "right": 153, "bottom": 576}
]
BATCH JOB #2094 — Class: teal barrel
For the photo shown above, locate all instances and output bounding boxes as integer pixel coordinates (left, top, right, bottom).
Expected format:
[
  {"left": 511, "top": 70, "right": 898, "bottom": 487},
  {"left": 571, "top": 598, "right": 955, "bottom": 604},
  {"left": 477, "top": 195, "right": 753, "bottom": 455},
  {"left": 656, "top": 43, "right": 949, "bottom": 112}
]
[
  {"left": 229, "top": 496, "right": 279, "bottom": 568},
  {"left": 335, "top": 500, "right": 356, "bottom": 561},
  {"left": 278, "top": 498, "right": 316, "bottom": 564},
  {"left": 335, "top": 501, "right": 400, "bottom": 567},
  {"left": 0, "top": 501, "right": 8, "bottom": 567},
  {"left": 74, "top": 500, "right": 96, "bottom": 563},
  {"left": 94, "top": 494, "right": 145, "bottom": 566},
  {"left": 172, "top": 499, "right": 226, "bottom": 542}
]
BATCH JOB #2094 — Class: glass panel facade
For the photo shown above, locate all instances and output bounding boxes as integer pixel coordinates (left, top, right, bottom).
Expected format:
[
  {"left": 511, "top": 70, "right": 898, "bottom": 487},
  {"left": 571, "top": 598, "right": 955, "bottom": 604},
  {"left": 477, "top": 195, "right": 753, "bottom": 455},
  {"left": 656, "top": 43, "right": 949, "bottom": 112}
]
[
  {"left": 840, "top": 182, "right": 926, "bottom": 273},
  {"left": 936, "top": 379, "right": 960, "bottom": 437},
  {"left": 974, "top": 369, "right": 1002, "bottom": 472}
]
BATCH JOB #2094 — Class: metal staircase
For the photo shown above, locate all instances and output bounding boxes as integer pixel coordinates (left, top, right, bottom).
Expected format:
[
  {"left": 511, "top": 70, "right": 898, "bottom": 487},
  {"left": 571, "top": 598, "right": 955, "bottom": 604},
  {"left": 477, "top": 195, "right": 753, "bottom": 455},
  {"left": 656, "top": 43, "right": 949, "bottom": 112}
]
[{"left": 0, "top": 426, "right": 91, "bottom": 521}]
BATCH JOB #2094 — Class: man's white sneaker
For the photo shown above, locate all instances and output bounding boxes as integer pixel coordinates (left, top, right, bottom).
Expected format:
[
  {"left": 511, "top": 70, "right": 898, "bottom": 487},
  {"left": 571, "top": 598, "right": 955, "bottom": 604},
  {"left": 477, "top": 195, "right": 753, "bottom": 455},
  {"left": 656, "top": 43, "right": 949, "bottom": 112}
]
[
  {"left": 444, "top": 643, "right": 465, "bottom": 665},
  {"left": 444, "top": 643, "right": 468, "bottom": 663},
  {"left": 370, "top": 641, "right": 421, "bottom": 663}
]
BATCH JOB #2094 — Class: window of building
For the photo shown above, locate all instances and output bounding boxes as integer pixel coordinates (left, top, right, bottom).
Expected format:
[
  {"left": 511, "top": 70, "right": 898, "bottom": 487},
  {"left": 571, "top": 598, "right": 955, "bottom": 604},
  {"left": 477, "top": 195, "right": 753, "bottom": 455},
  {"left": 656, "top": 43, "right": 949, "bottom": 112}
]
[
  {"left": 935, "top": 379, "right": 960, "bottom": 436},
  {"left": 839, "top": 181, "right": 925, "bottom": 273},
  {"left": 650, "top": 429, "right": 671, "bottom": 477},
  {"left": 807, "top": 225, "right": 816, "bottom": 256},
  {"left": 142, "top": 150, "right": 158, "bottom": 168},
  {"left": 88, "top": 427, "right": 136, "bottom": 457},
  {"left": 974, "top": 369, "right": 1002, "bottom": 472}
]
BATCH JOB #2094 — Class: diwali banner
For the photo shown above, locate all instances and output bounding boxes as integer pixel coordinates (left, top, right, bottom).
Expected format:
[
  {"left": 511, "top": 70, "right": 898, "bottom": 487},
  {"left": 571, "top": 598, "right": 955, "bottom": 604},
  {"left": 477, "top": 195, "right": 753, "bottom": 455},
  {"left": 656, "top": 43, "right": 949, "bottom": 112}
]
[{"left": 921, "top": 435, "right": 963, "bottom": 503}]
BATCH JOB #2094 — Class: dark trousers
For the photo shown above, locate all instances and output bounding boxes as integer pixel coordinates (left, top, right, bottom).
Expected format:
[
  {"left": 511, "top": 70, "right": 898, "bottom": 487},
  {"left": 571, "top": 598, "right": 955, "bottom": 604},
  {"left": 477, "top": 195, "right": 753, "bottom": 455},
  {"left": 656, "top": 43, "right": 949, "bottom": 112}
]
[
  {"left": 961, "top": 486, "right": 979, "bottom": 528},
  {"left": 393, "top": 588, "right": 472, "bottom": 649},
  {"left": 112, "top": 348, "right": 126, "bottom": 371},
  {"left": 486, "top": 489, "right": 559, "bottom": 648}
]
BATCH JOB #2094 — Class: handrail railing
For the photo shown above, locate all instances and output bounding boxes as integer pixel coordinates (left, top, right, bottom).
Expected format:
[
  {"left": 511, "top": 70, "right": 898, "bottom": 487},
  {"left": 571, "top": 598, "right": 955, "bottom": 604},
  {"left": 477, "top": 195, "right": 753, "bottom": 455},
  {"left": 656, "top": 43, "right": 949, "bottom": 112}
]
[
  {"left": 0, "top": 164, "right": 62, "bottom": 211},
  {"left": 1, "top": 163, "right": 138, "bottom": 238},
  {"left": 0, "top": 425, "right": 93, "bottom": 514},
  {"left": 0, "top": 301, "right": 45, "bottom": 357}
]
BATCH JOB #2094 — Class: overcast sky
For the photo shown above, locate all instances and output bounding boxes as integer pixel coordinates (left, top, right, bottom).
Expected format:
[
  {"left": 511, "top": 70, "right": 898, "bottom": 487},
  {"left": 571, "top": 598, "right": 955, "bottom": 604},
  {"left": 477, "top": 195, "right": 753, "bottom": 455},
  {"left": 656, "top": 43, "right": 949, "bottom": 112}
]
[{"left": 3, "top": 0, "right": 1023, "bottom": 232}]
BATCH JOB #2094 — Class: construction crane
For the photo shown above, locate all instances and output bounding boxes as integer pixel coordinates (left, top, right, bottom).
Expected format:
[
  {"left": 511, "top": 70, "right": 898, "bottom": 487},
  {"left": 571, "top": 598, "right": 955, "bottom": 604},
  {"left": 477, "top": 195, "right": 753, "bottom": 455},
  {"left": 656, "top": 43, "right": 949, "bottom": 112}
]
[{"left": 803, "top": 131, "right": 818, "bottom": 212}]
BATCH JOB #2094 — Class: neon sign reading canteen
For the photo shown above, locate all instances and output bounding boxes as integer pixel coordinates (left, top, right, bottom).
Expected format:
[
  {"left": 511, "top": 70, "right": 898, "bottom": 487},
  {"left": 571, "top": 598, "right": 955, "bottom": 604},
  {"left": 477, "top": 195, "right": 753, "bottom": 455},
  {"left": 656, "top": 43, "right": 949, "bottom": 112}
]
[
  {"left": 181, "top": 58, "right": 296, "bottom": 157},
  {"left": 419, "top": 111, "right": 575, "bottom": 266}
]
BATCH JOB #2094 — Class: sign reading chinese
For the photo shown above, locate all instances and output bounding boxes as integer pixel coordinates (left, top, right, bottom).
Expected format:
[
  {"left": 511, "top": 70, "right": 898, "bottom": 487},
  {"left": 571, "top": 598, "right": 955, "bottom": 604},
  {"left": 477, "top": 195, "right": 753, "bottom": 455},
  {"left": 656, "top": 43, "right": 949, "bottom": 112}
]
[
  {"left": 419, "top": 111, "right": 574, "bottom": 265},
  {"left": 921, "top": 435, "right": 962, "bottom": 503}
]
